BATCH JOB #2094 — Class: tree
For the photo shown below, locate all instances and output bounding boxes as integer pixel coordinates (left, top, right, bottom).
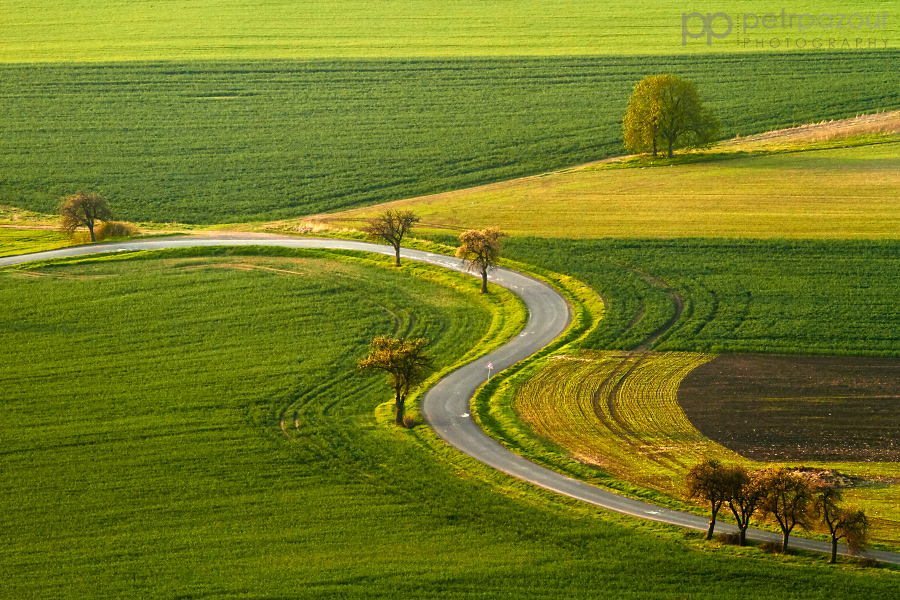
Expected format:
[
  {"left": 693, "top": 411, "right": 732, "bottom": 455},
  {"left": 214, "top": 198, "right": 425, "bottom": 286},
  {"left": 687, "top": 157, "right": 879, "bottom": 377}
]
[
  {"left": 58, "top": 192, "right": 114, "bottom": 242},
  {"left": 456, "top": 227, "right": 506, "bottom": 294},
  {"left": 814, "top": 484, "right": 870, "bottom": 563},
  {"left": 363, "top": 209, "right": 420, "bottom": 266},
  {"left": 623, "top": 74, "right": 719, "bottom": 159},
  {"left": 685, "top": 459, "right": 730, "bottom": 540},
  {"left": 724, "top": 465, "right": 766, "bottom": 547},
  {"left": 357, "top": 336, "right": 434, "bottom": 427},
  {"left": 759, "top": 468, "right": 815, "bottom": 552}
]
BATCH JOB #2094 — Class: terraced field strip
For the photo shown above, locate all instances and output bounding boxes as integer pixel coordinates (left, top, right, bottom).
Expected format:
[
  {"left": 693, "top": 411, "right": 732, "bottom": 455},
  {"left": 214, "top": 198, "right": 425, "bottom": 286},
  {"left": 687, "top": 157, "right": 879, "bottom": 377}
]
[{"left": 516, "top": 351, "right": 746, "bottom": 494}]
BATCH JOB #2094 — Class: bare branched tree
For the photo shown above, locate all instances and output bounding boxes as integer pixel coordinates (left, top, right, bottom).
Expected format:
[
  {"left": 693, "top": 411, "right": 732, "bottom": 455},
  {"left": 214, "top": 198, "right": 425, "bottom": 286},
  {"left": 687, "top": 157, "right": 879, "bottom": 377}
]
[
  {"left": 363, "top": 209, "right": 420, "bottom": 266},
  {"left": 59, "top": 192, "right": 113, "bottom": 242}
]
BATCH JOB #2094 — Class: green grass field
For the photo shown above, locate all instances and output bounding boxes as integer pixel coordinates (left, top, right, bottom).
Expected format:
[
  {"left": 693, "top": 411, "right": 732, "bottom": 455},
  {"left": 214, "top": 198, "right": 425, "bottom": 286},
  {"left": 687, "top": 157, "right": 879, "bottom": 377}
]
[
  {"left": 499, "top": 237, "right": 900, "bottom": 356},
  {"left": 7, "top": 248, "right": 898, "bottom": 598},
  {"left": 1, "top": 54, "right": 898, "bottom": 224},
  {"left": 4, "top": 1, "right": 897, "bottom": 62}
]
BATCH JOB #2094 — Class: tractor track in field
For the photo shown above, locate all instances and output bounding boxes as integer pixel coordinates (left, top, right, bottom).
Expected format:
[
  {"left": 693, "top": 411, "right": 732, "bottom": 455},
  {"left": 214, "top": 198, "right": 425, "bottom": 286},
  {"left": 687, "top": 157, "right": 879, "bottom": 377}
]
[{"left": 3, "top": 234, "right": 898, "bottom": 565}]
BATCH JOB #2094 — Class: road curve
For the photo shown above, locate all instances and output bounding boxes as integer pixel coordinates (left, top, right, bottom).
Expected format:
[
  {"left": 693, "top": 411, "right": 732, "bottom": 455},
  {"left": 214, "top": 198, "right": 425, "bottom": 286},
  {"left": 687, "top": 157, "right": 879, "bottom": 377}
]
[{"left": 3, "top": 234, "right": 898, "bottom": 565}]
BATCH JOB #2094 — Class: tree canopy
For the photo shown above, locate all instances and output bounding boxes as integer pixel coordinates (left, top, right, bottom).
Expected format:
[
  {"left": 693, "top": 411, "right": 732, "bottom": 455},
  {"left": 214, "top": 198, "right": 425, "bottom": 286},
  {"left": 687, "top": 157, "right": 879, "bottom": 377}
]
[
  {"left": 363, "top": 209, "right": 420, "bottom": 266},
  {"left": 456, "top": 227, "right": 506, "bottom": 294},
  {"left": 623, "top": 74, "right": 719, "bottom": 158},
  {"left": 58, "top": 192, "right": 114, "bottom": 242},
  {"left": 358, "top": 336, "right": 434, "bottom": 427}
]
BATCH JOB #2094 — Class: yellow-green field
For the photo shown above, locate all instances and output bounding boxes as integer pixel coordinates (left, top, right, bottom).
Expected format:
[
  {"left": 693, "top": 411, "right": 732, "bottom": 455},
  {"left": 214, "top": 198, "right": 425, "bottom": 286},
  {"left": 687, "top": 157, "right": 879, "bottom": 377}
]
[
  {"left": 5, "top": 1, "right": 898, "bottom": 62},
  {"left": 306, "top": 136, "right": 900, "bottom": 239},
  {"left": 0, "top": 228, "right": 71, "bottom": 258}
]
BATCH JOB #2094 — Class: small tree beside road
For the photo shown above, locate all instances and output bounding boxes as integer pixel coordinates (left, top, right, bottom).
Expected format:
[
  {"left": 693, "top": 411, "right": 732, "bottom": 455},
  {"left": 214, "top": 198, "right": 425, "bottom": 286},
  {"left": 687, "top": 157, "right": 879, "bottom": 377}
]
[
  {"left": 760, "top": 468, "right": 815, "bottom": 552},
  {"left": 623, "top": 74, "right": 719, "bottom": 158},
  {"left": 363, "top": 209, "right": 420, "bottom": 266},
  {"left": 59, "top": 192, "right": 114, "bottom": 242},
  {"left": 686, "top": 459, "right": 730, "bottom": 541},
  {"left": 357, "top": 336, "right": 434, "bottom": 427},
  {"left": 456, "top": 227, "right": 506, "bottom": 294},
  {"left": 814, "top": 484, "right": 870, "bottom": 563},
  {"left": 723, "top": 465, "right": 767, "bottom": 547}
]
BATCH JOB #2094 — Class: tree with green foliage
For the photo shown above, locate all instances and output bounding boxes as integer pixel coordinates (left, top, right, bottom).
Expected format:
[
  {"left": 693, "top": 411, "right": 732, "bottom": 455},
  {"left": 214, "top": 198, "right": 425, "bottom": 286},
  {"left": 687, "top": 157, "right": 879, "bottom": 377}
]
[
  {"left": 623, "top": 74, "right": 719, "bottom": 158},
  {"left": 759, "top": 468, "right": 815, "bottom": 552},
  {"left": 58, "top": 192, "right": 113, "bottom": 242},
  {"left": 724, "top": 465, "right": 767, "bottom": 547},
  {"left": 364, "top": 209, "right": 421, "bottom": 266},
  {"left": 813, "top": 484, "right": 870, "bottom": 563},
  {"left": 686, "top": 459, "right": 730, "bottom": 540},
  {"left": 456, "top": 227, "right": 506, "bottom": 294},
  {"left": 358, "top": 336, "right": 434, "bottom": 427}
]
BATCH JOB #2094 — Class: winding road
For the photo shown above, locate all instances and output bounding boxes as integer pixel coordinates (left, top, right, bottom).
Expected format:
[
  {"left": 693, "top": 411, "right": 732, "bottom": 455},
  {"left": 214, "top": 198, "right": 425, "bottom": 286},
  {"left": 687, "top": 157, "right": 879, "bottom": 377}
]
[{"left": 3, "top": 234, "right": 898, "bottom": 565}]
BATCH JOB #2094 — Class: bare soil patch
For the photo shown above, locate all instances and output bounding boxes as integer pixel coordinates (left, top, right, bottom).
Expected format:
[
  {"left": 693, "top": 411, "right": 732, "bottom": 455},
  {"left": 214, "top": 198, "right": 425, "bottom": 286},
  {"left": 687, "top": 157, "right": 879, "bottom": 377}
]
[{"left": 677, "top": 354, "right": 900, "bottom": 462}]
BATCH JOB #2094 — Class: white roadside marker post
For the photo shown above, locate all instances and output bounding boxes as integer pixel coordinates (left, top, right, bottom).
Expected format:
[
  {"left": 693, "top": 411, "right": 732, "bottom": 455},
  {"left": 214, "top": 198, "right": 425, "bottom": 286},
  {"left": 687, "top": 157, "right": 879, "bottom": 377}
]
[{"left": 486, "top": 361, "right": 493, "bottom": 381}]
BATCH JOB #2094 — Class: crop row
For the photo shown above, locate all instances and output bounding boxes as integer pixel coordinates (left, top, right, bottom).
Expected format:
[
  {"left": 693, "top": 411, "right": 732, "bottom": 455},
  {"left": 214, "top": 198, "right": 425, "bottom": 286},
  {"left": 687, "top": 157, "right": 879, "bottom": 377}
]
[
  {"left": 505, "top": 238, "right": 900, "bottom": 357},
  {"left": 515, "top": 351, "right": 738, "bottom": 494},
  {"left": 2, "top": 53, "right": 899, "bottom": 223}
]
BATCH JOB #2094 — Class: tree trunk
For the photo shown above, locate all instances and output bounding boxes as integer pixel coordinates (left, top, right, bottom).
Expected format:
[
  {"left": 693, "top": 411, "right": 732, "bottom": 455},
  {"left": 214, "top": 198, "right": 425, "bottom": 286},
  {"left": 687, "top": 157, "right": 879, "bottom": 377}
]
[
  {"left": 705, "top": 516, "right": 716, "bottom": 540},
  {"left": 88, "top": 222, "right": 96, "bottom": 242},
  {"left": 667, "top": 137, "right": 674, "bottom": 158},
  {"left": 393, "top": 244, "right": 401, "bottom": 266},
  {"left": 831, "top": 537, "right": 838, "bottom": 564},
  {"left": 739, "top": 527, "right": 747, "bottom": 547},
  {"left": 782, "top": 530, "right": 791, "bottom": 552},
  {"left": 480, "top": 268, "right": 488, "bottom": 294},
  {"left": 652, "top": 136, "right": 657, "bottom": 157},
  {"left": 394, "top": 394, "right": 405, "bottom": 426}
]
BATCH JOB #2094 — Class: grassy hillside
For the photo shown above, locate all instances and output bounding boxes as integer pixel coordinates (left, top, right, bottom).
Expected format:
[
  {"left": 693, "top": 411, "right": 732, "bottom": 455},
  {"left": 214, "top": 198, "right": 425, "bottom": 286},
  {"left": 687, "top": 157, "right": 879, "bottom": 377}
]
[
  {"left": 6, "top": 249, "right": 897, "bottom": 597},
  {"left": 1, "top": 54, "right": 898, "bottom": 224},
  {"left": 4, "top": 1, "right": 896, "bottom": 62}
]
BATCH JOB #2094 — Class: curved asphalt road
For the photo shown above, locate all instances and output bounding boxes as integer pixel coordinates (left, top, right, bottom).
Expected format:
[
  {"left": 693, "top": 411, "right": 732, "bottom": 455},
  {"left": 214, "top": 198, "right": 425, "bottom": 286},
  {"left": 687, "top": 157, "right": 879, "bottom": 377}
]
[{"left": 3, "top": 234, "right": 897, "bottom": 565}]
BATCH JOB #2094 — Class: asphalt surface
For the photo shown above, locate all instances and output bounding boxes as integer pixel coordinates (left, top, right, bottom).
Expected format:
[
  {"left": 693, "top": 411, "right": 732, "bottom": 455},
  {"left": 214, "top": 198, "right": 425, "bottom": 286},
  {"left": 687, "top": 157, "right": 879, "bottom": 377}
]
[{"left": 4, "top": 234, "right": 898, "bottom": 565}]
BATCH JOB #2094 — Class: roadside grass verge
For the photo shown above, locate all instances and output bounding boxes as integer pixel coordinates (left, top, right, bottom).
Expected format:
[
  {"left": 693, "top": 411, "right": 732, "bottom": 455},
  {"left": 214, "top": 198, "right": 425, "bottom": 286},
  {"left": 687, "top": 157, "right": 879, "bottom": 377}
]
[{"left": 0, "top": 227, "right": 71, "bottom": 257}]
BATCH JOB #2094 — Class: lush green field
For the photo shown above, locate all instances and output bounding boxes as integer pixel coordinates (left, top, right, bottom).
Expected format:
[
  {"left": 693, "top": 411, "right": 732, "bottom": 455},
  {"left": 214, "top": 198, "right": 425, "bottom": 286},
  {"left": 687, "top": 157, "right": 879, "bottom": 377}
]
[
  {"left": 7, "top": 249, "right": 896, "bottom": 597},
  {"left": 323, "top": 138, "right": 900, "bottom": 238},
  {"left": 1, "top": 54, "right": 898, "bottom": 224},
  {"left": 499, "top": 238, "right": 900, "bottom": 357},
  {"left": 4, "top": 1, "right": 896, "bottom": 62}
]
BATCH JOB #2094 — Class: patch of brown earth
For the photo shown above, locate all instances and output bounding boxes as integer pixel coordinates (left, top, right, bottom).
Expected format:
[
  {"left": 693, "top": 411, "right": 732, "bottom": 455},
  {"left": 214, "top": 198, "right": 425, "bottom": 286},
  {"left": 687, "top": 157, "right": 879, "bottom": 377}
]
[{"left": 677, "top": 354, "right": 900, "bottom": 462}]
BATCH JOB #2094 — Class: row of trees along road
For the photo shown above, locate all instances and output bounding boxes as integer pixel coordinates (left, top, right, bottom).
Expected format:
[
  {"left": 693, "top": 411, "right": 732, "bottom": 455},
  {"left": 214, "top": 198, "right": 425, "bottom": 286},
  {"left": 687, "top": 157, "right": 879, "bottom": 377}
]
[
  {"left": 360, "top": 210, "right": 506, "bottom": 426},
  {"left": 623, "top": 74, "right": 719, "bottom": 158},
  {"left": 686, "top": 459, "right": 870, "bottom": 562}
]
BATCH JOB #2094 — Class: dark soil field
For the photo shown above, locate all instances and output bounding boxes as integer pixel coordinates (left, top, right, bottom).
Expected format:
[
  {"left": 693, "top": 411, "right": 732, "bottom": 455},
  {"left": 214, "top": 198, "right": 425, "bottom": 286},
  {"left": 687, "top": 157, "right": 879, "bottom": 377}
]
[{"left": 677, "top": 354, "right": 900, "bottom": 463}]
